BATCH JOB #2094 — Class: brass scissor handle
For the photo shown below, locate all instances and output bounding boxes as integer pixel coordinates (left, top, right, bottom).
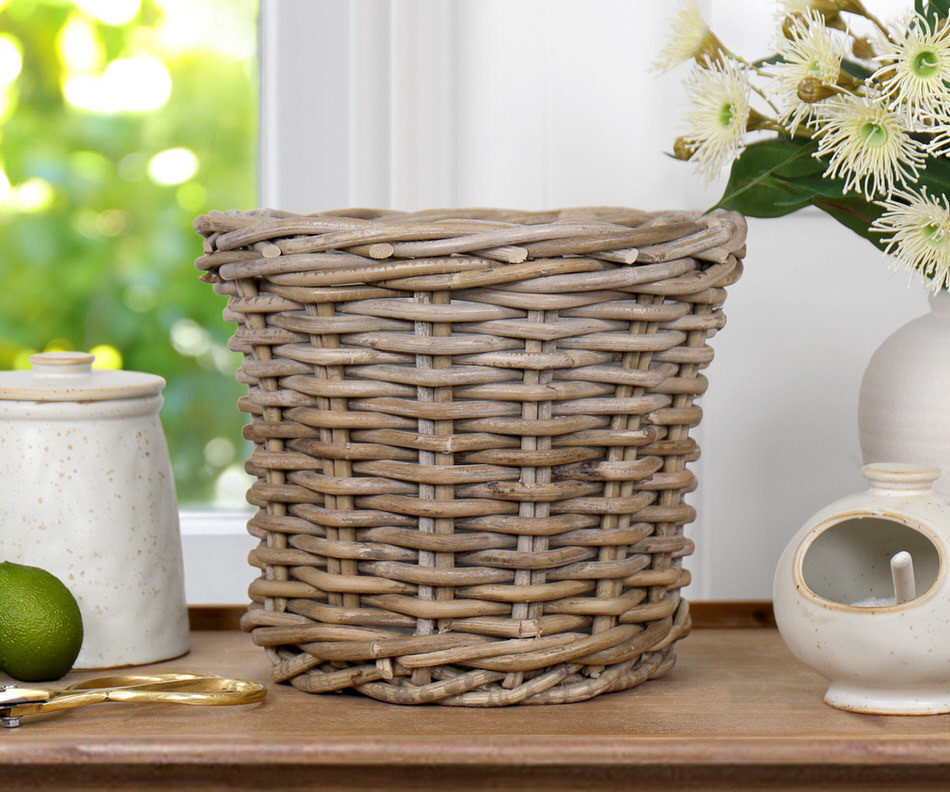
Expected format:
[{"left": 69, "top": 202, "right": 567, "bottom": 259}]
[{"left": 0, "top": 673, "right": 266, "bottom": 727}]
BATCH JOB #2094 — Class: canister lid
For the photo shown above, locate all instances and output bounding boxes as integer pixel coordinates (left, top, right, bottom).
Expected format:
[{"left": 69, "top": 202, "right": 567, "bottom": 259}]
[{"left": 0, "top": 352, "right": 165, "bottom": 402}]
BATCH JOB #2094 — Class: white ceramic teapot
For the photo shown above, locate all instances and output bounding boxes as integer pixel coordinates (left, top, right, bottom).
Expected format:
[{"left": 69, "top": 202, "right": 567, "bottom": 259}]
[
  {"left": 773, "top": 463, "right": 950, "bottom": 714},
  {"left": 0, "top": 352, "right": 189, "bottom": 668}
]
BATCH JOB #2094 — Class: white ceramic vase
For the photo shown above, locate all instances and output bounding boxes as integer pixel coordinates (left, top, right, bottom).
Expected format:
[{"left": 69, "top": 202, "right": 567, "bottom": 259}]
[{"left": 858, "top": 290, "right": 950, "bottom": 495}]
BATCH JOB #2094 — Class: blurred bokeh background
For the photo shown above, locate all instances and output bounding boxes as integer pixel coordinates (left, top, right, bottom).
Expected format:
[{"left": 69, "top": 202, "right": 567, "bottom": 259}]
[{"left": 0, "top": 0, "right": 258, "bottom": 505}]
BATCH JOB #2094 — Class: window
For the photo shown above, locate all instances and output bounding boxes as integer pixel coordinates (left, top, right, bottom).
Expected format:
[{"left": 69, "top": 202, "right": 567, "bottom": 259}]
[
  {"left": 0, "top": 0, "right": 258, "bottom": 508},
  {"left": 7, "top": 1, "right": 927, "bottom": 605}
]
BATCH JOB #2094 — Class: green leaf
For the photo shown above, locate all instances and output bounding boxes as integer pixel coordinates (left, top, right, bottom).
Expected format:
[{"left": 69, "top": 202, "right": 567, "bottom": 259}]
[
  {"left": 780, "top": 169, "right": 853, "bottom": 199},
  {"left": 716, "top": 177, "right": 810, "bottom": 217},
  {"left": 917, "top": 157, "right": 950, "bottom": 195},
  {"left": 916, "top": 0, "right": 950, "bottom": 23},
  {"left": 713, "top": 139, "right": 822, "bottom": 217},
  {"left": 810, "top": 195, "right": 887, "bottom": 251},
  {"left": 773, "top": 193, "right": 815, "bottom": 208},
  {"left": 711, "top": 136, "right": 888, "bottom": 250},
  {"left": 839, "top": 59, "right": 874, "bottom": 81}
]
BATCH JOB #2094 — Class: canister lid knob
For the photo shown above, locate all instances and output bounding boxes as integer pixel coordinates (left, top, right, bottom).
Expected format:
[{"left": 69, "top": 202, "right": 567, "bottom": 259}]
[{"left": 29, "top": 352, "right": 95, "bottom": 376}]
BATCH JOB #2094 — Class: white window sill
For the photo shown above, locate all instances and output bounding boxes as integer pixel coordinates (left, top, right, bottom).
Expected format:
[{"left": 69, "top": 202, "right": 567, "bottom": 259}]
[{"left": 179, "top": 509, "right": 255, "bottom": 605}]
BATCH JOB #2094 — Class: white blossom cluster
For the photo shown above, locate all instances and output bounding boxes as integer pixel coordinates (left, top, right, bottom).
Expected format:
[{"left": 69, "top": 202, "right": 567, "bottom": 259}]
[{"left": 656, "top": 0, "right": 950, "bottom": 292}]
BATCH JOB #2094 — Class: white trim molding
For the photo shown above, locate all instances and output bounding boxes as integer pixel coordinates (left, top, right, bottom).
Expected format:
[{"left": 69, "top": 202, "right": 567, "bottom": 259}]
[{"left": 258, "top": 0, "right": 457, "bottom": 213}]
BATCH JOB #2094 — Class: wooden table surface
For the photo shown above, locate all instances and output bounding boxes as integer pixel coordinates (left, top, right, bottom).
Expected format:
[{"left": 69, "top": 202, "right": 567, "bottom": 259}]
[{"left": 4, "top": 627, "right": 950, "bottom": 790}]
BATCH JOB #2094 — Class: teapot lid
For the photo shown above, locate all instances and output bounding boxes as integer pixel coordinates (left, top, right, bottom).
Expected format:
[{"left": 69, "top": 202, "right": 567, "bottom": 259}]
[{"left": 0, "top": 352, "right": 165, "bottom": 402}]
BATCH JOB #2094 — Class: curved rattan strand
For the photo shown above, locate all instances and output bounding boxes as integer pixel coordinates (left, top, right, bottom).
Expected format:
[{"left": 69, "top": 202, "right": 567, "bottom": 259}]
[{"left": 195, "top": 206, "right": 745, "bottom": 706}]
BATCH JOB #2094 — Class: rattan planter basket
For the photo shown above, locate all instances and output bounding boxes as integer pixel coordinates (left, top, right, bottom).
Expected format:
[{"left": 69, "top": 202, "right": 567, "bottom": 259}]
[{"left": 194, "top": 206, "right": 746, "bottom": 706}]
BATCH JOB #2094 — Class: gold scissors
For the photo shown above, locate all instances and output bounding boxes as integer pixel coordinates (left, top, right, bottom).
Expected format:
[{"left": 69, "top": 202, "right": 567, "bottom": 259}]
[{"left": 0, "top": 672, "right": 266, "bottom": 728}]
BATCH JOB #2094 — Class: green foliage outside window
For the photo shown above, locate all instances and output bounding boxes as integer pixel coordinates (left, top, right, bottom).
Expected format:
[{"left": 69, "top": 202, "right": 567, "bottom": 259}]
[{"left": 0, "top": 0, "right": 258, "bottom": 505}]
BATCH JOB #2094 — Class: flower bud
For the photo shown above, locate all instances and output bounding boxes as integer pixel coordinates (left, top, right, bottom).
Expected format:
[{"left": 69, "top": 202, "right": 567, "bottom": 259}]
[
  {"left": 694, "top": 30, "right": 729, "bottom": 69},
  {"left": 746, "top": 108, "right": 775, "bottom": 133},
  {"left": 797, "top": 77, "right": 837, "bottom": 103},
  {"left": 835, "top": 0, "right": 869, "bottom": 15},
  {"left": 810, "top": 1, "right": 846, "bottom": 31},
  {"left": 780, "top": 13, "right": 805, "bottom": 40},
  {"left": 673, "top": 137, "right": 698, "bottom": 162},
  {"left": 850, "top": 36, "right": 875, "bottom": 61},
  {"left": 835, "top": 69, "right": 857, "bottom": 88}
]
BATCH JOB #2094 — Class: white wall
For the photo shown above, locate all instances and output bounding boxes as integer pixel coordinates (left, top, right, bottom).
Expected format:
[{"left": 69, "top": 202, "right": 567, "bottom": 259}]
[{"left": 184, "top": 0, "right": 928, "bottom": 604}]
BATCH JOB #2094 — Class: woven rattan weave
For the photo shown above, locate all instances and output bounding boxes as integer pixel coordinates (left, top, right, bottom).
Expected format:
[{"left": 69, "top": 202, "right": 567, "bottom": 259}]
[{"left": 194, "top": 206, "right": 746, "bottom": 706}]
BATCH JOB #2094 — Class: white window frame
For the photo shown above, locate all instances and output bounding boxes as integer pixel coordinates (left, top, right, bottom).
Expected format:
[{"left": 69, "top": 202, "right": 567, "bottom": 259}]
[
  {"left": 257, "top": 0, "right": 458, "bottom": 212},
  {"left": 183, "top": 0, "right": 930, "bottom": 604}
]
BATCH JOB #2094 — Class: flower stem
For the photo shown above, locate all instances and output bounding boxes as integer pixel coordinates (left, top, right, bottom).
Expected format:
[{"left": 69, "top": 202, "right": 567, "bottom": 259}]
[
  {"left": 747, "top": 109, "right": 789, "bottom": 135},
  {"left": 731, "top": 55, "right": 785, "bottom": 116},
  {"left": 837, "top": 0, "right": 896, "bottom": 45}
]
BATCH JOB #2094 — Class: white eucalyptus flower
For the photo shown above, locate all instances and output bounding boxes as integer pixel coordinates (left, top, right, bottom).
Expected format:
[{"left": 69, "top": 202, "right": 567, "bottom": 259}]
[
  {"left": 872, "top": 187, "right": 950, "bottom": 292},
  {"left": 682, "top": 59, "right": 752, "bottom": 181},
  {"left": 771, "top": 10, "right": 847, "bottom": 134},
  {"left": 812, "top": 92, "right": 926, "bottom": 199},
  {"left": 654, "top": 0, "right": 714, "bottom": 73},
  {"left": 871, "top": 12, "right": 950, "bottom": 123}
]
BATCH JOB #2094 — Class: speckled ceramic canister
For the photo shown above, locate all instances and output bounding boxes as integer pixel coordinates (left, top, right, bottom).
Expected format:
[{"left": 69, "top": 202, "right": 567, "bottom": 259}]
[{"left": 0, "top": 352, "right": 189, "bottom": 668}]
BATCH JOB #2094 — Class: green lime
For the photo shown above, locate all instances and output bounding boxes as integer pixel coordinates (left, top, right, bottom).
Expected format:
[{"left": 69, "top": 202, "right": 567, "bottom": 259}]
[{"left": 0, "top": 561, "right": 84, "bottom": 682}]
